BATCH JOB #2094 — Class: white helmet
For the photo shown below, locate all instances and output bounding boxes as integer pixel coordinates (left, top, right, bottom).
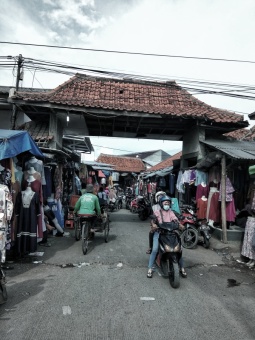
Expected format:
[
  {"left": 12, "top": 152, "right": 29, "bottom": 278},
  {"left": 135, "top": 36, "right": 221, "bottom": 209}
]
[{"left": 155, "top": 191, "right": 166, "bottom": 203}]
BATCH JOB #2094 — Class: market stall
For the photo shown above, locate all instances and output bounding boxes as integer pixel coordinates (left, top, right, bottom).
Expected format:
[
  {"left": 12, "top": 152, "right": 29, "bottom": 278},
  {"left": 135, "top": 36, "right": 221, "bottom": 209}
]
[{"left": 0, "top": 129, "right": 44, "bottom": 261}]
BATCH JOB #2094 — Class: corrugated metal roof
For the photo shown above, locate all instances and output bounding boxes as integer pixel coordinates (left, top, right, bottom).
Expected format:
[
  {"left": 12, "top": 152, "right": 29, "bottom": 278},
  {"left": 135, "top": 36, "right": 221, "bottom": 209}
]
[
  {"left": 202, "top": 139, "right": 255, "bottom": 160},
  {"left": 143, "top": 166, "right": 173, "bottom": 178}
]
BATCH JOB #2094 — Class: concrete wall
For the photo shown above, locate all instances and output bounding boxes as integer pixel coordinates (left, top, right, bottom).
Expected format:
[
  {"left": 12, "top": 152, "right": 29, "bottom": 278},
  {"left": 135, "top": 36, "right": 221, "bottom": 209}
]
[
  {"left": 49, "top": 113, "right": 63, "bottom": 149},
  {"left": 182, "top": 126, "right": 206, "bottom": 167}
]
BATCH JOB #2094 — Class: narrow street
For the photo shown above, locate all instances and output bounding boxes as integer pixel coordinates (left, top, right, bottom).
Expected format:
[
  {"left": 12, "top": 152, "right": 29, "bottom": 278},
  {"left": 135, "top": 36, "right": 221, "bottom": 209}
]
[{"left": 1, "top": 208, "right": 255, "bottom": 340}]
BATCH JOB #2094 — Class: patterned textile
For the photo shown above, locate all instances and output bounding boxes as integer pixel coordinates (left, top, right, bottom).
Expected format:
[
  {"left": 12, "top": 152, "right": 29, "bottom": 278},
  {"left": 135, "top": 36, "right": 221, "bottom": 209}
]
[
  {"left": 219, "top": 177, "right": 235, "bottom": 202},
  {"left": 0, "top": 184, "right": 13, "bottom": 263},
  {"left": 241, "top": 217, "right": 255, "bottom": 260}
]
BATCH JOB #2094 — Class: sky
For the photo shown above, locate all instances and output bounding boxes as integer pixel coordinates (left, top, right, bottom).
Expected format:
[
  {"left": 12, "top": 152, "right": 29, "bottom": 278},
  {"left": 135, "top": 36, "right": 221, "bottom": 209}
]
[{"left": 1, "top": 0, "right": 255, "bottom": 161}]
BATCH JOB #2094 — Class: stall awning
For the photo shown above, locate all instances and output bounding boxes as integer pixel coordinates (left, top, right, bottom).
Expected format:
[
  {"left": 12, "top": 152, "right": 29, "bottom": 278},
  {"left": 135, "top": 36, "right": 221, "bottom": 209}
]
[
  {"left": 0, "top": 129, "right": 44, "bottom": 160},
  {"left": 98, "top": 170, "right": 106, "bottom": 177},
  {"left": 202, "top": 139, "right": 255, "bottom": 160},
  {"left": 143, "top": 166, "right": 173, "bottom": 179}
]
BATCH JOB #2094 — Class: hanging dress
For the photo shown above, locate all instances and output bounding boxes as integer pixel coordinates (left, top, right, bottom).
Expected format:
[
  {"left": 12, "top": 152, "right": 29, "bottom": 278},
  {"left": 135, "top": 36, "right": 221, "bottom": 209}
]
[
  {"left": 15, "top": 190, "right": 41, "bottom": 254},
  {"left": 241, "top": 216, "right": 255, "bottom": 260}
]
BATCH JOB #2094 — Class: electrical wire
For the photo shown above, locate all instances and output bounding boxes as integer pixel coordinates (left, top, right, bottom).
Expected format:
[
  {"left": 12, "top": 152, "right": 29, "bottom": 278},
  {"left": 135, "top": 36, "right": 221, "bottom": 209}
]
[
  {"left": 1, "top": 41, "right": 255, "bottom": 64},
  {"left": 1, "top": 56, "right": 255, "bottom": 104}
]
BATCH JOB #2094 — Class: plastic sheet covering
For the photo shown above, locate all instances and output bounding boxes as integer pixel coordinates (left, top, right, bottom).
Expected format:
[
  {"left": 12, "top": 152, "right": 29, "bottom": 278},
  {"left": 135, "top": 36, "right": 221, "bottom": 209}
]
[{"left": 0, "top": 129, "right": 44, "bottom": 160}]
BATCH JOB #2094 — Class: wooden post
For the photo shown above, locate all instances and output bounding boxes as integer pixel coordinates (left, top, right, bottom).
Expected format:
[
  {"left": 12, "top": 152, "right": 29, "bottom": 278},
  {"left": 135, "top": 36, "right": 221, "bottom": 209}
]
[{"left": 221, "top": 154, "right": 227, "bottom": 243}]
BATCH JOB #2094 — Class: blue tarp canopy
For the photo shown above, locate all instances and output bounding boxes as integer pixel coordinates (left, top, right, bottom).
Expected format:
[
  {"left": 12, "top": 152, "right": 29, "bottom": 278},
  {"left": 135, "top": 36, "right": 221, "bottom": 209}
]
[{"left": 0, "top": 129, "right": 44, "bottom": 160}]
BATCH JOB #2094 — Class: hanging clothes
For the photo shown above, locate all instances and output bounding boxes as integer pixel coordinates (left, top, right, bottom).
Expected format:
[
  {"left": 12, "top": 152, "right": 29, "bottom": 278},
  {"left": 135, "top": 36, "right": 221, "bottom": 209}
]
[
  {"left": 219, "top": 177, "right": 236, "bottom": 222},
  {"left": 196, "top": 183, "right": 209, "bottom": 201},
  {"left": 0, "top": 184, "right": 13, "bottom": 263},
  {"left": 195, "top": 170, "right": 208, "bottom": 186},
  {"left": 197, "top": 197, "right": 208, "bottom": 220},
  {"left": 241, "top": 217, "right": 255, "bottom": 260},
  {"left": 207, "top": 187, "right": 221, "bottom": 223},
  {"left": 15, "top": 189, "right": 41, "bottom": 254},
  {"left": 176, "top": 171, "right": 184, "bottom": 193}
]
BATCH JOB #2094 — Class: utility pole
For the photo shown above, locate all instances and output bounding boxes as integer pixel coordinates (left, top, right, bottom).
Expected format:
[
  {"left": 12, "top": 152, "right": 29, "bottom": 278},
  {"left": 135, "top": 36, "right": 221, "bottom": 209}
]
[{"left": 11, "top": 54, "right": 23, "bottom": 130}]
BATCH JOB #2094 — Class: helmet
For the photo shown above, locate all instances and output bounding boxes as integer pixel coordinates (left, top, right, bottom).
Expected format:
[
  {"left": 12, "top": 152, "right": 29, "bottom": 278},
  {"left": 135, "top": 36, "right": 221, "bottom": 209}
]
[
  {"left": 155, "top": 191, "right": 166, "bottom": 203},
  {"left": 159, "top": 195, "right": 172, "bottom": 210}
]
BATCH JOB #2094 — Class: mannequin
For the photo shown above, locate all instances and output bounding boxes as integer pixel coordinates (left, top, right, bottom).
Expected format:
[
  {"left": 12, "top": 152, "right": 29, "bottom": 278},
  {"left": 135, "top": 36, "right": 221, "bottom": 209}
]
[
  {"left": 15, "top": 185, "right": 41, "bottom": 254},
  {"left": 23, "top": 175, "right": 44, "bottom": 238},
  {"left": 28, "top": 167, "right": 36, "bottom": 174},
  {"left": 241, "top": 216, "right": 255, "bottom": 267},
  {"left": 24, "top": 167, "right": 41, "bottom": 182},
  {"left": 25, "top": 156, "right": 46, "bottom": 185},
  {"left": 27, "top": 175, "right": 36, "bottom": 183}
]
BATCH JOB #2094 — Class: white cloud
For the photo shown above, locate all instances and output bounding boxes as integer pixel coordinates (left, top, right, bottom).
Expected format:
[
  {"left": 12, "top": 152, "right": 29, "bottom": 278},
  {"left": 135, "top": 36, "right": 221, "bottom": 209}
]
[{"left": 1, "top": 0, "right": 255, "bottom": 150}]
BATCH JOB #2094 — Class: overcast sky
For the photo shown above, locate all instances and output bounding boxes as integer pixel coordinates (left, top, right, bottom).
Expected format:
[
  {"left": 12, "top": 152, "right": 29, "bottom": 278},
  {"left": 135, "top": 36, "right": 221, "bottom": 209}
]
[{"left": 1, "top": 0, "right": 255, "bottom": 160}]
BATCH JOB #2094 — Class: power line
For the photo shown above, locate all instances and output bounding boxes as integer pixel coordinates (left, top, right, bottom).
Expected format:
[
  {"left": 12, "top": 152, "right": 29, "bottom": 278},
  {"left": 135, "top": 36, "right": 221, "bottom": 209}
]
[
  {"left": 1, "top": 41, "right": 255, "bottom": 64},
  {"left": 2, "top": 56, "right": 255, "bottom": 104}
]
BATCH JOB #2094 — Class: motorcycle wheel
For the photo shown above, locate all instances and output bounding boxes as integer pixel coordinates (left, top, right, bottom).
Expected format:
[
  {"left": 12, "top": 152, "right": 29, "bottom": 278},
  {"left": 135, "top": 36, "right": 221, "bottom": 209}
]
[
  {"left": 203, "top": 237, "right": 210, "bottom": 249},
  {"left": 181, "top": 226, "right": 198, "bottom": 249},
  {"left": 0, "top": 282, "right": 7, "bottom": 304},
  {"left": 169, "top": 262, "right": 180, "bottom": 289}
]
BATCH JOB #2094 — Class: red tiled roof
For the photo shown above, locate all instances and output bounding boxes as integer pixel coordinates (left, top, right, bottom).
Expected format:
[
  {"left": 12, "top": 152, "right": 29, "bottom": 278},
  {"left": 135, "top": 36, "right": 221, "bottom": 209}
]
[
  {"left": 224, "top": 126, "right": 255, "bottom": 141},
  {"left": 13, "top": 74, "right": 244, "bottom": 124},
  {"left": 147, "top": 151, "right": 182, "bottom": 171},
  {"left": 18, "top": 121, "right": 54, "bottom": 147},
  {"left": 96, "top": 153, "right": 145, "bottom": 172}
]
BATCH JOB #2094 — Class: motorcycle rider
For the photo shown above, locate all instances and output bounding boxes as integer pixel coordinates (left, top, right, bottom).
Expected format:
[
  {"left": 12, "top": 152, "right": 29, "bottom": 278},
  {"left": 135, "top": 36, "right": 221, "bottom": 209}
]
[
  {"left": 147, "top": 195, "right": 187, "bottom": 278},
  {"left": 146, "top": 191, "right": 166, "bottom": 254}
]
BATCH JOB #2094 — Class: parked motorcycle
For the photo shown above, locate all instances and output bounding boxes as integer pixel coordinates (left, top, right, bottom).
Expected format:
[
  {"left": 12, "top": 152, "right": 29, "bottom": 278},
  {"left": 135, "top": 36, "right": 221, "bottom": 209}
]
[
  {"left": 0, "top": 263, "right": 7, "bottom": 304},
  {"left": 152, "top": 215, "right": 182, "bottom": 288},
  {"left": 130, "top": 197, "right": 139, "bottom": 213},
  {"left": 197, "top": 218, "right": 211, "bottom": 248},
  {"left": 125, "top": 193, "right": 135, "bottom": 210},
  {"left": 137, "top": 196, "right": 152, "bottom": 221},
  {"left": 180, "top": 205, "right": 211, "bottom": 248}
]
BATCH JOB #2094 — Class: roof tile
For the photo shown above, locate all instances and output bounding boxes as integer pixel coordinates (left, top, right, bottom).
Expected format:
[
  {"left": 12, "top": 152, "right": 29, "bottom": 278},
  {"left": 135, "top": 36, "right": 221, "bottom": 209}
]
[
  {"left": 14, "top": 74, "right": 244, "bottom": 124},
  {"left": 96, "top": 154, "right": 145, "bottom": 173}
]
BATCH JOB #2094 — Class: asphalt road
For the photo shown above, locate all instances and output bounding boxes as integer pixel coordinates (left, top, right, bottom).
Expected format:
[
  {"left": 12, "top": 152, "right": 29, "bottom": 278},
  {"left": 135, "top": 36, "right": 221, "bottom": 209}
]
[{"left": 1, "top": 208, "right": 255, "bottom": 340}]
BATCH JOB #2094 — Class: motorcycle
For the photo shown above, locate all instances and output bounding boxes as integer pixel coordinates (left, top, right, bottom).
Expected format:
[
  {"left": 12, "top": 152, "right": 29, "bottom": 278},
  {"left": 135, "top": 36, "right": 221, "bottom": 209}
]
[
  {"left": 152, "top": 215, "right": 182, "bottom": 289},
  {"left": 108, "top": 198, "right": 118, "bottom": 212},
  {"left": 125, "top": 193, "right": 135, "bottom": 210},
  {"left": 180, "top": 205, "right": 211, "bottom": 248},
  {"left": 197, "top": 218, "right": 211, "bottom": 248},
  {"left": 130, "top": 197, "right": 139, "bottom": 213},
  {"left": 137, "top": 196, "right": 152, "bottom": 221}
]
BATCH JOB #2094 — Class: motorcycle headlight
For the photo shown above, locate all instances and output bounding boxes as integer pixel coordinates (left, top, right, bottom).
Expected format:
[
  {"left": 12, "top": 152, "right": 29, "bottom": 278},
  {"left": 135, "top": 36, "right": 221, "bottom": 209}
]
[
  {"left": 174, "top": 243, "right": 181, "bottom": 252},
  {"left": 164, "top": 244, "right": 174, "bottom": 252}
]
